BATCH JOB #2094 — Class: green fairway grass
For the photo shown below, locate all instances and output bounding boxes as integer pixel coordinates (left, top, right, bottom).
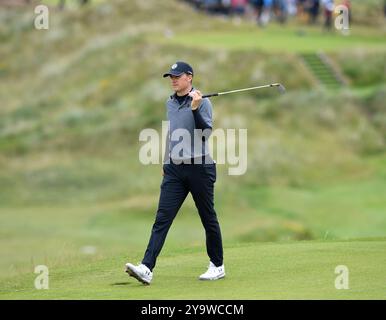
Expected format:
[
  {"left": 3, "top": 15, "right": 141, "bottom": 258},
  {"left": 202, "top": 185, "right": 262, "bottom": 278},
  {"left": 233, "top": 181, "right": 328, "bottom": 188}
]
[
  {"left": 151, "top": 24, "right": 386, "bottom": 54},
  {"left": 1, "top": 239, "right": 385, "bottom": 299},
  {"left": 1, "top": 157, "right": 385, "bottom": 283}
]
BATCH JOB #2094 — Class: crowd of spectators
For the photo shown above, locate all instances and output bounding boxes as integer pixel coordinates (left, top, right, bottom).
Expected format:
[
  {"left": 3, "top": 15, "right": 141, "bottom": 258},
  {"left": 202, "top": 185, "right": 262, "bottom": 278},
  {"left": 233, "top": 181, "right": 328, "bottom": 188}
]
[{"left": 182, "top": 0, "right": 352, "bottom": 29}]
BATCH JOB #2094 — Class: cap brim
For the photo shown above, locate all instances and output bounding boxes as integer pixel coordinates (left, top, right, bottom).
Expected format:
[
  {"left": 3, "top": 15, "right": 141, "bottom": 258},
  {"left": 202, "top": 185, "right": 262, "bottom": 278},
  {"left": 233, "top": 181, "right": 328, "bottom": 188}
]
[{"left": 162, "top": 70, "right": 183, "bottom": 78}]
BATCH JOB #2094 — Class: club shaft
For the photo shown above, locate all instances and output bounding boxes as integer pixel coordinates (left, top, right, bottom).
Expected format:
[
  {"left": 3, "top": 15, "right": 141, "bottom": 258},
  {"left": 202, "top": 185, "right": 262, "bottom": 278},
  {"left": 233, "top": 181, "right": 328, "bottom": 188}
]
[{"left": 202, "top": 83, "right": 280, "bottom": 98}]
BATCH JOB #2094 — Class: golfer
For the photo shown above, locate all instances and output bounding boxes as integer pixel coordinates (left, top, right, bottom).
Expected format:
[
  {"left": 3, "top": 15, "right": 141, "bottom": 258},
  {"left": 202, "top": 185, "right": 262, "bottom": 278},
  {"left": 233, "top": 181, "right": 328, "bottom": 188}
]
[{"left": 125, "top": 61, "right": 225, "bottom": 285}]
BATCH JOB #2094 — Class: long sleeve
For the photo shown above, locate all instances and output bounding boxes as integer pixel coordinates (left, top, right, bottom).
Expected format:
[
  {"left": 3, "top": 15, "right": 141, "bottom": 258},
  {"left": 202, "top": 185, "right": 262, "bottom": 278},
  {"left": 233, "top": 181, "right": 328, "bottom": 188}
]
[
  {"left": 163, "top": 130, "right": 169, "bottom": 164},
  {"left": 192, "top": 98, "right": 213, "bottom": 130},
  {"left": 192, "top": 109, "right": 212, "bottom": 130}
]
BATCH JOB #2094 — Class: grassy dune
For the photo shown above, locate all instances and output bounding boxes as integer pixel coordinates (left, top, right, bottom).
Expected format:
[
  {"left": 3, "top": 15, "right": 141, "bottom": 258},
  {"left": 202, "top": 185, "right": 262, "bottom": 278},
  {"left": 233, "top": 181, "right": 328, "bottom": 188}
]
[{"left": 0, "top": 0, "right": 385, "bottom": 299}]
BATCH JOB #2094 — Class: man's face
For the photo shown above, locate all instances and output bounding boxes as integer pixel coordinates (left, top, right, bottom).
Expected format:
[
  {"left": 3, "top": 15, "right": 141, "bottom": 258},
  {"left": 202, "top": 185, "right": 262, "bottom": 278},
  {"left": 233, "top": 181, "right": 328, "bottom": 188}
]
[{"left": 170, "top": 73, "right": 192, "bottom": 93}]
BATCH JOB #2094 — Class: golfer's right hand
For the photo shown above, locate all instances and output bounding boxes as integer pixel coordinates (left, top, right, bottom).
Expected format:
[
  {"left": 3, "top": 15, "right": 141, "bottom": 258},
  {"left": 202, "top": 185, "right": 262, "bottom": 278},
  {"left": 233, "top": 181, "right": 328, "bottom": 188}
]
[{"left": 189, "top": 90, "right": 202, "bottom": 110}]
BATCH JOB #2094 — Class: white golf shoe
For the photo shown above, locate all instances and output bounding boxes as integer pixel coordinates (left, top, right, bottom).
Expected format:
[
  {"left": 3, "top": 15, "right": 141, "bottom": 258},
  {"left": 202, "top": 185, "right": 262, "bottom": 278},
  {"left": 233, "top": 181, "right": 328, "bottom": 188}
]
[
  {"left": 125, "top": 263, "right": 153, "bottom": 285},
  {"left": 199, "top": 261, "right": 225, "bottom": 281}
]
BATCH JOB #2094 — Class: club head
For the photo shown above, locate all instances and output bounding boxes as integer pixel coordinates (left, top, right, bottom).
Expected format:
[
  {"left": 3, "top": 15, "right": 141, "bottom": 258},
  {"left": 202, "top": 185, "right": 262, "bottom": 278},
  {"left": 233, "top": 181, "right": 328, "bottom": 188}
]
[
  {"left": 269, "top": 83, "right": 286, "bottom": 94},
  {"left": 274, "top": 83, "right": 286, "bottom": 94}
]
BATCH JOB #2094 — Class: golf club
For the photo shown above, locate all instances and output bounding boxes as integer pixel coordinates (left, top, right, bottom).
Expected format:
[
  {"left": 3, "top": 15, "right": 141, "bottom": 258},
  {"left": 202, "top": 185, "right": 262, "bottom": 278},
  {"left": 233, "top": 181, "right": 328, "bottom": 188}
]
[{"left": 202, "top": 83, "right": 286, "bottom": 98}]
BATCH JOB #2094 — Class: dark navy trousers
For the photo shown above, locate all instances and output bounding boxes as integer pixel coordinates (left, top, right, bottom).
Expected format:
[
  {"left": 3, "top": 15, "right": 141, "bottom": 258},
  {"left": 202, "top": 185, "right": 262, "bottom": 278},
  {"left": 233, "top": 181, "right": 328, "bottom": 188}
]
[{"left": 142, "top": 161, "right": 223, "bottom": 271}]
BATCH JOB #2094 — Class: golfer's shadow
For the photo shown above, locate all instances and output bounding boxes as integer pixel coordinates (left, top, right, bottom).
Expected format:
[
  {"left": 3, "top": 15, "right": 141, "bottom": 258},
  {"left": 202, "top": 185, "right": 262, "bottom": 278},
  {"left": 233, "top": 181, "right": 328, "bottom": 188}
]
[
  {"left": 111, "top": 281, "right": 144, "bottom": 287},
  {"left": 111, "top": 282, "right": 132, "bottom": 286}
]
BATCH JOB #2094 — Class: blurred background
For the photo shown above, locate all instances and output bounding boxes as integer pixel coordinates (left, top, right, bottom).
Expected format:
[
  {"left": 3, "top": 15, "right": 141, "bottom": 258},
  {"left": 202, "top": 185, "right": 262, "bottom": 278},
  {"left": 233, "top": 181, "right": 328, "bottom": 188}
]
[{"left": 0, "top": 0, "right": 385, "bottom": 283}]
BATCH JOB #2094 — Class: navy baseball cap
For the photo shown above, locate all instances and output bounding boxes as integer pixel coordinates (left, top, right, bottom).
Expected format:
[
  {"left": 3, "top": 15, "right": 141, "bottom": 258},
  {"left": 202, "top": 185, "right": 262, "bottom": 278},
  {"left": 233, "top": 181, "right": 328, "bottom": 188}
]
[{"left": 163, "top": 61, "right": 194, "bottom": 78}]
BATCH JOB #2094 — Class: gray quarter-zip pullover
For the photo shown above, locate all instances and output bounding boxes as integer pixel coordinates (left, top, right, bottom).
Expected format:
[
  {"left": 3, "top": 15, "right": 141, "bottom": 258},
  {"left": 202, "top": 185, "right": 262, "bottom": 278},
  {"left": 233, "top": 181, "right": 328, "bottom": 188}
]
[{"left": 164, "top": 90, "right": 213, "bottom": 164}]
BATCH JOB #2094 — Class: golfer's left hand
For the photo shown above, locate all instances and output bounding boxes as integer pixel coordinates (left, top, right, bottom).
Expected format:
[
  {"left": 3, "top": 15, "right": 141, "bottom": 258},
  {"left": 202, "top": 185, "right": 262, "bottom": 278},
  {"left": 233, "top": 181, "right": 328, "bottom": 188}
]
[{"left": 189, "top": 90, "right": 202, "bottom": 110}]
